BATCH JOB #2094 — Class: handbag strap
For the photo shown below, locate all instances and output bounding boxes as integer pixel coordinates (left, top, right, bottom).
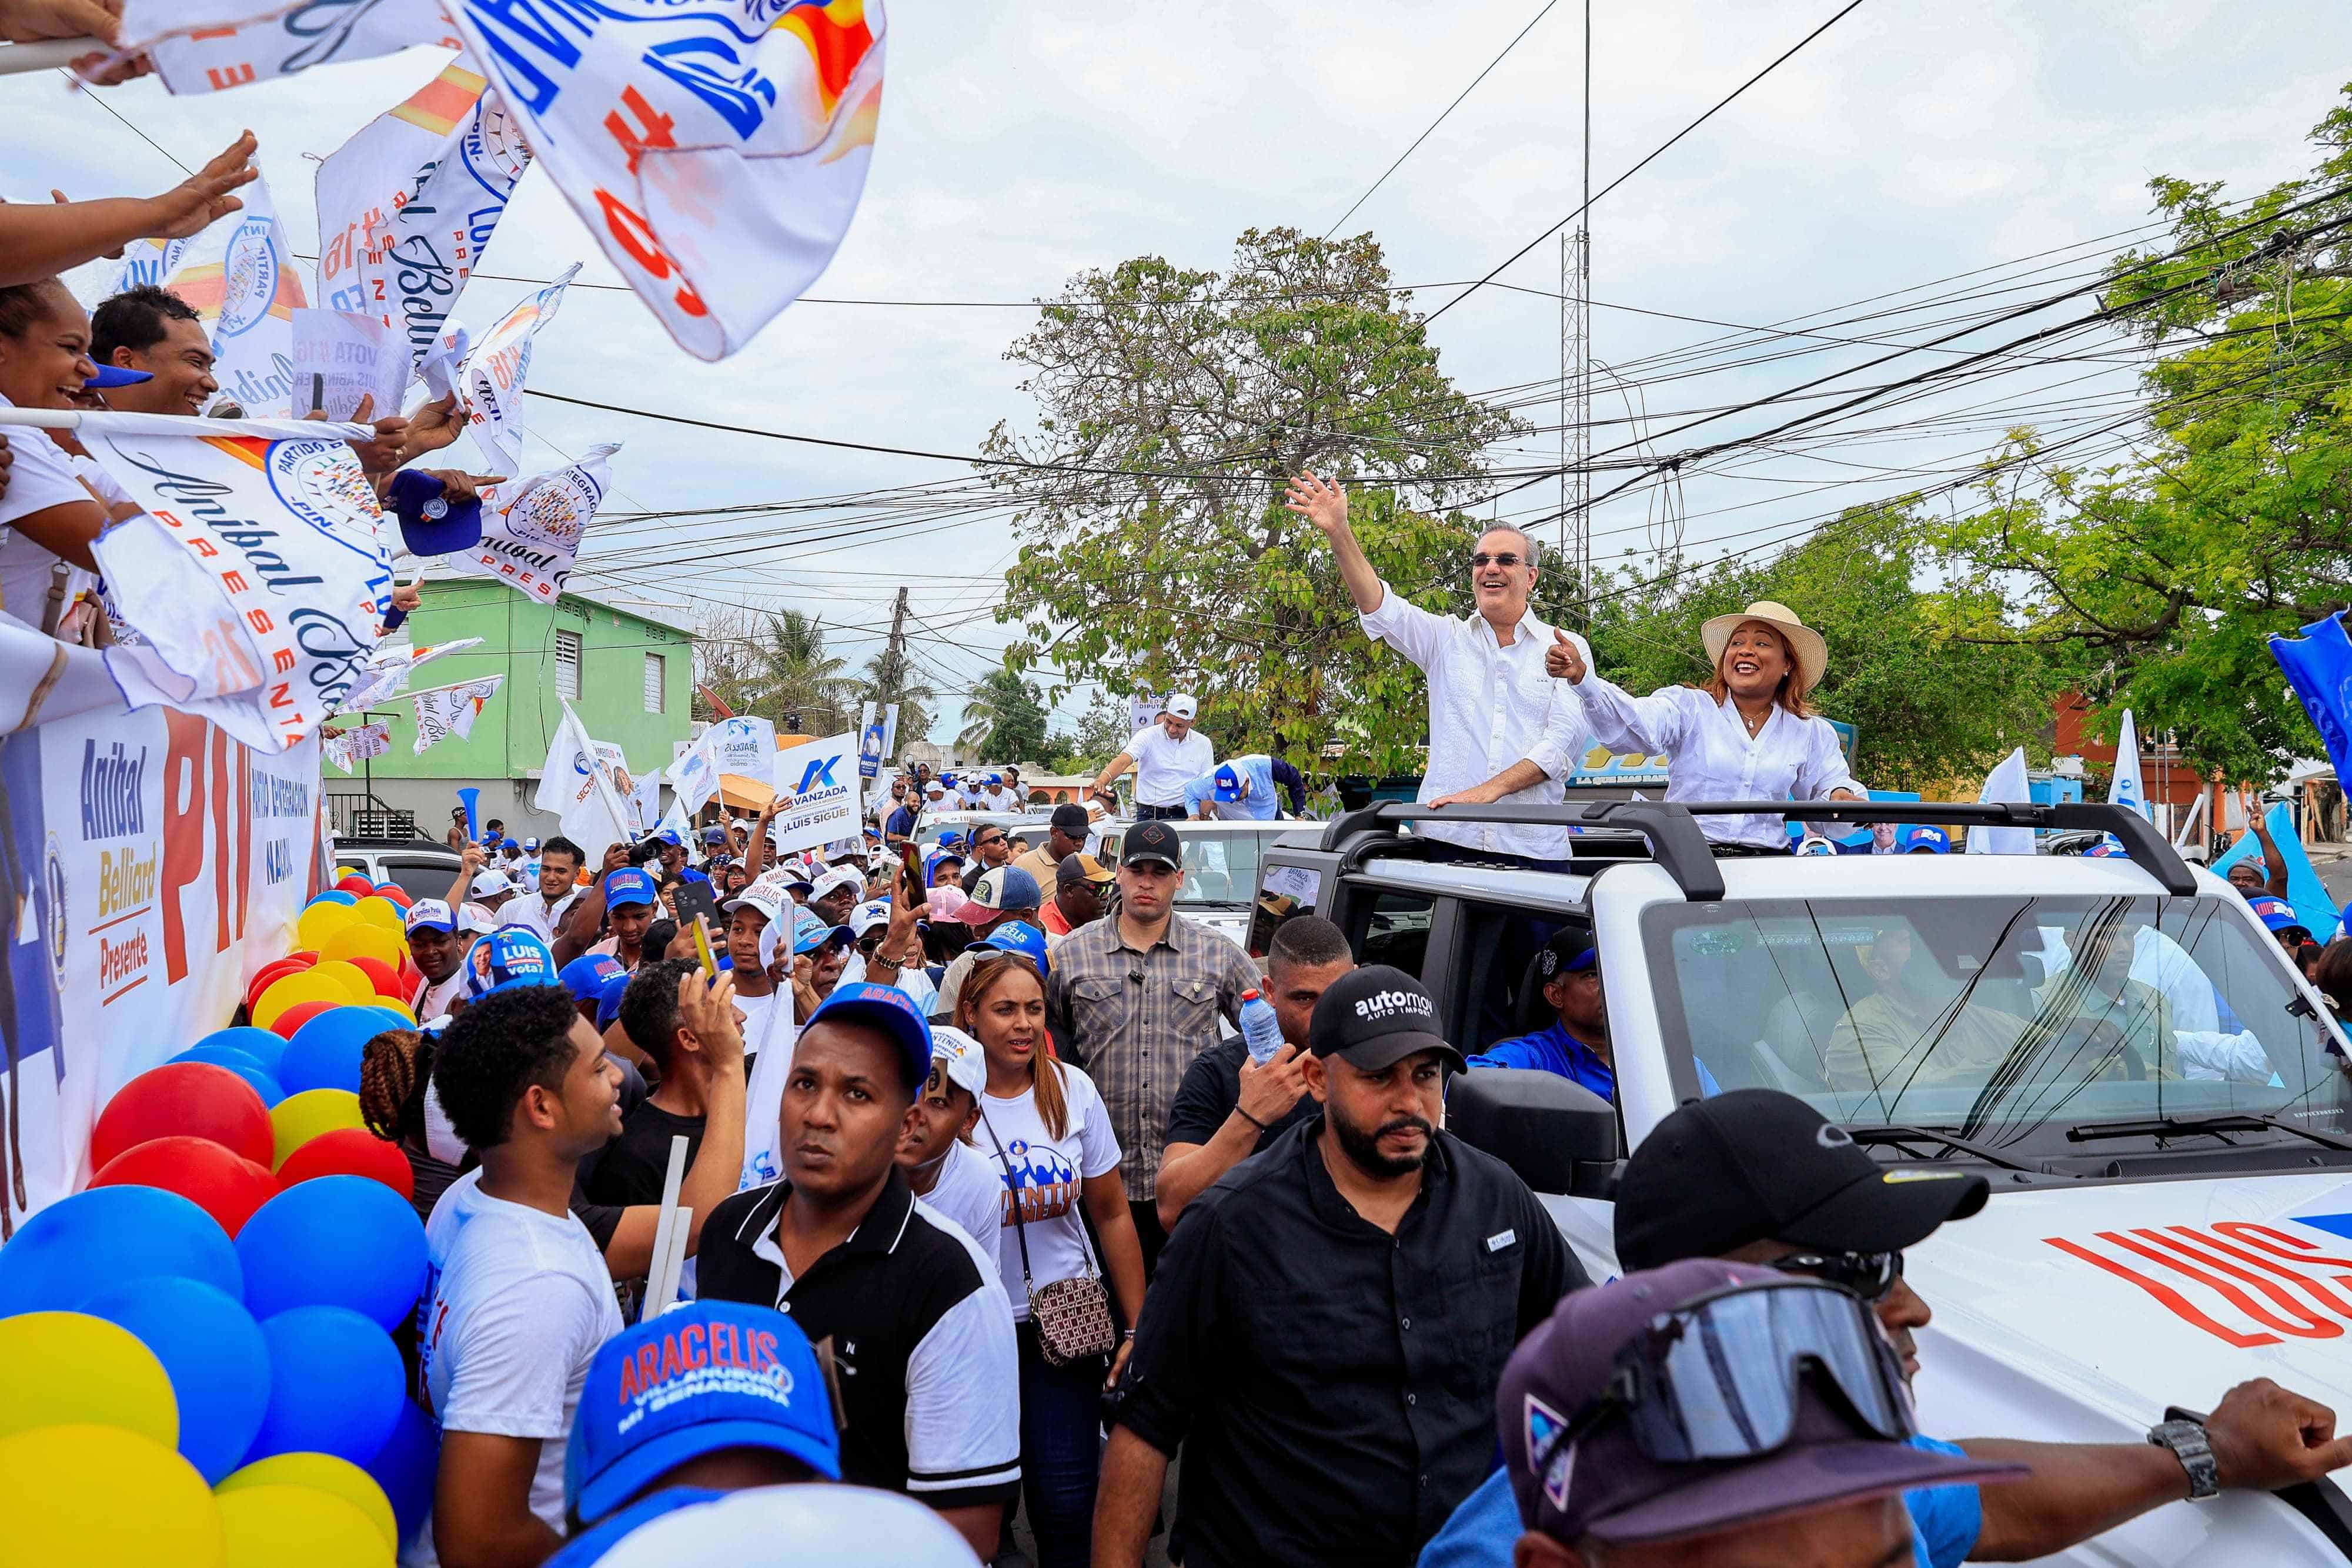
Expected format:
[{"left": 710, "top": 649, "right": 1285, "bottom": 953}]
[{"left": 978, "top": 1088, "right": 1101, "bottom": 1289}]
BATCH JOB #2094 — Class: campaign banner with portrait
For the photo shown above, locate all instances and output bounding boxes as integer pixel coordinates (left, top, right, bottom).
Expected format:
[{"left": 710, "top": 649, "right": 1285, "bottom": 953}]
[{"left": 0, "top": 704, "right": 324, "bottom": 1223}]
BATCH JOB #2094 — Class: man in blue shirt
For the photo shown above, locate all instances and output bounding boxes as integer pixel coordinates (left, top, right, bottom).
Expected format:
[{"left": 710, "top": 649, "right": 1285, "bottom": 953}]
[
  {"left": 1180, "top": 752, "right": 1308, "bottom": 820},
  {"left": 1463, "top": 935, "right": 1615, "bottom": 1096}
]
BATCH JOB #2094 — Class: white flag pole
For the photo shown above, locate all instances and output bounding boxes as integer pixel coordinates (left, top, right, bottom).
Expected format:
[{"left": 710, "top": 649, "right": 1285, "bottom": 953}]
[
  {"left": 0, "top": 38, "right": 105, "bottom": 75},
  {"left": 0, "top": 407, "right": 372, "bottom": 439},
  {"left": 640, "top": 1135, "right": 689, "bottom": 1323}
]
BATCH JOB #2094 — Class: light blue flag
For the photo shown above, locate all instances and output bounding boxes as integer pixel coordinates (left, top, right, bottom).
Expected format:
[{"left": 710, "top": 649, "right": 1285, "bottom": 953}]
[{"left": 2213, "top": 803, "right": 2338, "bottom": 937}]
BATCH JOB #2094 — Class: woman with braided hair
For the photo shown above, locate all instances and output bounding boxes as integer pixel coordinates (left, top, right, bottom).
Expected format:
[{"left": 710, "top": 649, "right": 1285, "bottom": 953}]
[{"left": 360, "top": 1026, "right": 465, "bottom": 1223}]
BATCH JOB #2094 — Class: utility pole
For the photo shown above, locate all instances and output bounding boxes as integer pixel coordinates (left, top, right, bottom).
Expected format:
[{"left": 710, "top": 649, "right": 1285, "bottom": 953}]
[
  {"left": 880, "top": 585, "right": 910, "bottom": 759},
  {"left": 1558, "top": 0, "right": 1593, "bottom": 626}
]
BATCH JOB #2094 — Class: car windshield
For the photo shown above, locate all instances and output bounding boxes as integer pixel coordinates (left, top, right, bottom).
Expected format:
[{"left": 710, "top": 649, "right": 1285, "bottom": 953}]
[{"left": 1643, "top": 895, "right": 2352, "bottom": 1163}]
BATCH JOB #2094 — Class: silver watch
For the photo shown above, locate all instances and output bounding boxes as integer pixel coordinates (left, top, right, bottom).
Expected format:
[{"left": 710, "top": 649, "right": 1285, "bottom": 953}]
[{"left": 2148, "top": 1418, "right": 2221, "bottom": 1501}]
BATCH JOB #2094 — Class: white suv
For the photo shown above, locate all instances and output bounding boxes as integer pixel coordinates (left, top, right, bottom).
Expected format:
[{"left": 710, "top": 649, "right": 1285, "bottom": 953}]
[{"left": 1254, "top": 799, "right": 2352, "bottom": 1563}]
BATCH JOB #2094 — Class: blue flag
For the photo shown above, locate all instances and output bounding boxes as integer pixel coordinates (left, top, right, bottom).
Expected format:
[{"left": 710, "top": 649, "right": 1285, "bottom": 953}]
[{"left": 2272, "top": 614, "right": 2352, "bottom": 791}]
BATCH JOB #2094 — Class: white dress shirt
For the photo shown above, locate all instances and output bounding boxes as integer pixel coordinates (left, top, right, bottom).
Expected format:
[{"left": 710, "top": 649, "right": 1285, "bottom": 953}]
[
  {"left": 1125, "top": 724, "right": 1217, "bottom": 808},
  {"left": 499, "top": 887, "right": 580, "bottom": 943},
  {"left": 1568, "top": 676, "right": 1865, "bottom": 848},
  {"left": 1358, "top": 586, "right": 1590, "bottom": 861}
]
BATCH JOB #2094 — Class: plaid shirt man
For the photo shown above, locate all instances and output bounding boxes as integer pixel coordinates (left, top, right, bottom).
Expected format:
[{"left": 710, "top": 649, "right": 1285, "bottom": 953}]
[{"left": 1046, "top": 910, "right": 1258, "bottom": 1202}]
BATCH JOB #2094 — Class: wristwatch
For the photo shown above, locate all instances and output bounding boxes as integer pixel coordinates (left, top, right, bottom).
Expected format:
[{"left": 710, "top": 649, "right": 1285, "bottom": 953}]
[{"left": 2148, "top": 1418, "right": 2221, "bottom": 1501}]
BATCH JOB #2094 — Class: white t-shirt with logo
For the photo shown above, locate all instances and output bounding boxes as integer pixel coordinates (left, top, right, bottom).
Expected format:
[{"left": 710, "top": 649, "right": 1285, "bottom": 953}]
[
  {"left": 914, "top": 1139, "right": 1004, "bottom": 1253},
  {"left": 406, "top": 1169, "right": 624, "bottom": 1567},
  {"left": 1124, "top": 725, "right": 1215, "bottom": 808},
  {"left": 975, "top": 1064, "right": 1121, "bottom": 1319}
]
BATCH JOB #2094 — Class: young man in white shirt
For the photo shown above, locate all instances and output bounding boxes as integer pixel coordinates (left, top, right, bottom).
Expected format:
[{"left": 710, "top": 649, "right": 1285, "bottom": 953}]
[
  {"left": 1286, "top": 472, "right": 1589, "bottom": 870},
  {"left": 404, "top": 900, "right": 473, "bottom": 1024},
  {"left": 414, "top": 977, "right": 734, "bottom": 1567},
  {"left": 1091, "top": 694, "right": 1215, "bottom": 821}
]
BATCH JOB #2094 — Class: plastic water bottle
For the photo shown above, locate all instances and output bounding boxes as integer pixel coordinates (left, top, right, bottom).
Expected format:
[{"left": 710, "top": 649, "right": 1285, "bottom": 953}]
[{"left": 1239, "top": 989, "right": 1284, "bottom": 1065}]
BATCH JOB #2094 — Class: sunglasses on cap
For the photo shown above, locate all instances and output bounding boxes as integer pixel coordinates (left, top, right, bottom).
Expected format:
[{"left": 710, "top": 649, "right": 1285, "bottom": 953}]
[
  {"left": 1766, "top": 1248, "right": 1905, "bottom": 1303},
  {"left": 1469, "top": 551, "right": 1526, "bottom": 569},
  {"left": 1535, "top": 1277, "right": 1913, "bottom": 1476}
]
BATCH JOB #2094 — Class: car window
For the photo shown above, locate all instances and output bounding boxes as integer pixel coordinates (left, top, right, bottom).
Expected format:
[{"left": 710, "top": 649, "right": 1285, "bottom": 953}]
[
  {"left": 1643, "top": 894, "right": 2351, "bottom": 1161},
  {"left": 1248, "top": 863, "right": 1326, "bottom": 957},
  {"left": 1358, "top": 890, "right": 1436, "bottom": 979},
  {"left": 1171, "top": 831, "right": 1266, "bottom": 908},
  {"left": 377, "top": 857, "right": 461, "bottom": 901}
]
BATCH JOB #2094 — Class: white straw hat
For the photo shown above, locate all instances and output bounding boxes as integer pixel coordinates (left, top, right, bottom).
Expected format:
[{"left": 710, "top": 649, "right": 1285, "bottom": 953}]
[{"left": 1699, "top": 600, "right": 1827, "bottom": 691}]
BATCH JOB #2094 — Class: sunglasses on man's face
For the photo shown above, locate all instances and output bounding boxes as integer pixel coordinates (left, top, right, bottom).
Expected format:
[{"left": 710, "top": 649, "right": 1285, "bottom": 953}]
[
  {"left": 1766, "top": 1249, "right": 1905, "bottom": 1303},
  {"left": 1469, "top": 552, "right": 1525, "bottom": 570}
]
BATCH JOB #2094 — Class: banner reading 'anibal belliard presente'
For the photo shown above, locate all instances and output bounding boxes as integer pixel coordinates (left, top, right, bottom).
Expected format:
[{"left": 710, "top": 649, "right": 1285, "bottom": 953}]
[
  {"left": 461, "top": 265, "right": 579, "bottom": 471},
  {"left": 449, "top": 0, "right": 887, "bottom": 362},
  {"left": 315, "top": 56, "right": 535, "bottom": 369},
  {"left": 80, "top": 413, "right": 393, "bottom": 754},
  {"left": 445, "top": 444, "right": 618, "bottom": 604},
  {"left": 412, "top": 676, "right": 504, "bottom": 754},
  {"left": 131, "top": 0, "right": 462, "bottom": 94}
]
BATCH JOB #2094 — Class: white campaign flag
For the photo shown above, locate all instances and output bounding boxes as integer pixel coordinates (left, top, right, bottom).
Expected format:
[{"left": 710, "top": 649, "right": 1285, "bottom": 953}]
[
  {"left": 351, "top": 721, "right": 393, "bottom": 760},
  {"left": 1966, "top": 747, "right": 2036, "bottom": 857},
  {"left": 139, "top": 0, "right": 462, "bottom": 94},
  {"left": 445, "top": 444, "right": 617, "bottom": 604},
  {"left": 534, "top": 703, "right": 637, "bottom": 861},
  {"left": 411, "top": 675, "right": 503, "bottom": 754},
  {"left": 461, "top": 265, "right": 578, "bottom": 471},
  {"left": 449, "top": 0, "right": 887, "bottom": 362},
  {"left": 315, "top": 57, "right": 534, "bottom": 369},
  {"left": 339, "top": 636, "right": 486, "bottom": 714},
  {"left": 85, "top": 176, "right": 311, "bottom": 416},
  {"left": 0, "top": 613, "right": 129, "bottom": 734},
  {"left": 767, "top": 731, "right": 862, "bottom": 855},
  {"left": 324, "top": 730, "right": 357, "bottom": 773},
  {"left": 77, "top": 413, "right": 393, "bottom": 753},
  {"left": 632, "top": 765, "right": 666, "bottom": 833},
  {"left": 290, "top": 309, "right": 407, "bottom": 421},
  {"left": 2109, "top": 708, "right": 2151, "bottom": 821}
]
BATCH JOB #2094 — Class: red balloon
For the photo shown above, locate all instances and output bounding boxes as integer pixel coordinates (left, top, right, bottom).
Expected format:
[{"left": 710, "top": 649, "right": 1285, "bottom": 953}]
[
  {"left": 91, "top": 1063, "right": 275, "bottom": 1171},
  {"left": 268, "top": 999, "right": 339, "bottom": 1042},
  {"left": 376, "top": 887, "right": 414, "bottom": 910},
  {"left": 246, "top": 955, "right": 316, "bottom": 1008},
  {"left": 91, "top": 1135, "right": 280, "bottom": 1236},
  {"left": 276, "top": 1127, "right": 416, "bottom": 1201},
  {"left": 335, "top": 874, "right": 375, "bottom": 895},
  {"left": 345, "top": 955, "right": 405, "bottom": 1000}
]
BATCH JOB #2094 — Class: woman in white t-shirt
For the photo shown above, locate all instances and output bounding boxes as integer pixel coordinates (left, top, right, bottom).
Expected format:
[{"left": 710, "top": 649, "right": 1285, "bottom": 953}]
[
  {"left": 0, "top": 280, "right": 122, "bottom": 632},
  {"left": 957, "top": 954, "right": 1146, "bottom": 1568}
]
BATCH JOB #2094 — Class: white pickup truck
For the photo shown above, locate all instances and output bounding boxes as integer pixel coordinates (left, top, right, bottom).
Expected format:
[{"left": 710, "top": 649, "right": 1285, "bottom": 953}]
[{"left": 1251, "top": 798, "right": 2352, "bottom": 1563}]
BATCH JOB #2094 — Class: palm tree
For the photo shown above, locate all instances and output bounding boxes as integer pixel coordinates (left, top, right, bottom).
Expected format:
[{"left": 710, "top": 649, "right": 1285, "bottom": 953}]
[
  {"left": 955, "top": 668, "right": 1048, "bottom": 761},
  {"left": 752, "top": 610, "right": 855, "bottom": 733}
]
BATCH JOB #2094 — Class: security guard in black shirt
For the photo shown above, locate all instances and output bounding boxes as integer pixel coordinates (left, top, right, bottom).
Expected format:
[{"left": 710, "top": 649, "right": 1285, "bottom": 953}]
[{"left": 1095, "top": 965, "right": 1589, "bottom": 1568}]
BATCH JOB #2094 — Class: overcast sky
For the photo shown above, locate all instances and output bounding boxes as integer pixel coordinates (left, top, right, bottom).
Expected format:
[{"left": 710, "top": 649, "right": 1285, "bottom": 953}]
[{"left": 8, "top": 1, "right": 2348, "bottom": 741}]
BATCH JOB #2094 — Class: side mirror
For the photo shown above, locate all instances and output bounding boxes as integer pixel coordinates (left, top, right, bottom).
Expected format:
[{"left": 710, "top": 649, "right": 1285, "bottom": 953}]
[{"left": 1448, "top": 1067, "right": 1621, "bottom": 1198}]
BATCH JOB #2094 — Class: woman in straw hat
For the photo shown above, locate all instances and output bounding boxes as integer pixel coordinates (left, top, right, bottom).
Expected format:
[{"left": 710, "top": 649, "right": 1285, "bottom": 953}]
[{"left": 1545, "top": 600, "right": 1865, "bottom": 849}]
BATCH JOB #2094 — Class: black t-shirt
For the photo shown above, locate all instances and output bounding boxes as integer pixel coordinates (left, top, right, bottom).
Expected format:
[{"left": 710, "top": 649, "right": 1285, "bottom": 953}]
[
  {"left": 584, "top": 1099, "right": 706, "bottom": 1209},
  {"left": 1164, "top": 1034, "right": 1318, "bottom": 1153},
  {"left": 569, "top": 1053, "right": 650, "bottom": 1251}
]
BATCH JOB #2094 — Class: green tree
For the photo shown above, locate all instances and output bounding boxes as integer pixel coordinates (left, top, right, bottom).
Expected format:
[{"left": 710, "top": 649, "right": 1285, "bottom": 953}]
[
  {"left": 853, "top": 649, "right": 936, "bottom": 751},
  {"left": 957, "top": 667, "right": 1052, "bottom": 761},
  {"left": 1045, "top": 694, "right": 1135, "bottom": 774},
  {"left": 983, "top": 227, "right": 1524, "bottom": 770},
  {"left": 1920, "top": 88, "right": 2352, "bottom": 780},
  {"left": 1590, "top": 505, "right": 2063, "bottom": 790},
  {"left": 751, "top": 610, "right": 855, "bottom": 734}
]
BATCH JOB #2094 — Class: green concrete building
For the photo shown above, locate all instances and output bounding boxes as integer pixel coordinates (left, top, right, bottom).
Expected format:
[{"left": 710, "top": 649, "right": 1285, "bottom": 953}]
[{"left": 330, "top": 579, "right": 695, "bottom": 842}]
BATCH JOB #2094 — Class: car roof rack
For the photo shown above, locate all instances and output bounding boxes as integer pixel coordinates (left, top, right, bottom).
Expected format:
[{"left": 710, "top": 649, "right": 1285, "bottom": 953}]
[{"left": 1317, "top": 798, "right": 2197, "bottom": 902}]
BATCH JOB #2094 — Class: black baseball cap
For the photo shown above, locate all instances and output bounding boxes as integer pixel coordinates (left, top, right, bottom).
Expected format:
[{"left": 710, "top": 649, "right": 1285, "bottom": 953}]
[
  {"left": 1614, "top": 1089, "right": 1989, "bottom": 1272},
  {"left": 1120, "top": 819, "right": 1182, "bottom": 870},
  {"left": 1050, "top": 803, "right": 1090, "bottom": 833},
  {"left": 1308, "top": 965, "right": 1466, "bottom": 1073}
]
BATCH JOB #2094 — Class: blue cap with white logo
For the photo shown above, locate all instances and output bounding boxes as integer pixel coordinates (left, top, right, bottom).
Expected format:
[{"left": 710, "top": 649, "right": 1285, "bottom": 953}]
[
  {"left": 596, "top": 969, "right": 634, "bottom": 1030},
  {"left": 804, "top": 982, "right": 933, "bottom": 1098},
  {"left": 560, "top": 953, "right": 625, "bottom": 1005},
  {"left": 793, "top": 910, "right": 852, "bottom": 955},
  {"left": 1212, "top": 762, "right": 1246, "bottom": 803},
  {"left": 386, "top": 467, "right": 485, "bottom": 557},
  {"left": 1899, "top": 825, "right": 1950, "bottom": 854},
  {"left": 2250, "top": 895, "right": 2306, "bottom": 933},
  {"left": 965, "top": 920, "right": 1049, "bottom": 978},
  {"left": 564, "top": 1300, "right": 839, "bottom": 1528},
  {"left": 403, "top": 898, "right": 460, "bottom": 934},
  {"left": 603, "top": 867, "right": 659, "bottom": 910}
]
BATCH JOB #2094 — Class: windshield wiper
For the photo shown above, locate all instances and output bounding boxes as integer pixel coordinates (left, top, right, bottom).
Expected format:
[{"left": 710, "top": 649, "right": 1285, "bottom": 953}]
[
  {"left": 2064, "top": 1113, "right": 2352, "bottom": 1152},
  {"left": 1840, "top": 1123, "right": 2034, "bottom": 1172}
]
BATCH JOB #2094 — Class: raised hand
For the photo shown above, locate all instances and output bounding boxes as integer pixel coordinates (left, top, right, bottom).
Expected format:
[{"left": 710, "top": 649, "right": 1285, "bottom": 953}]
[
  {"left": 398, "top": 392, "right": 467, "bottom": 464},
  {"left": 1281, "top": 469, "right": 1349, "bottom": 536},
  {"left": 143, "top": 132, "right": 258, "bottom": 240},
  {"left": 1545, "top": 627, "right": 1588, "bottom": 684}
]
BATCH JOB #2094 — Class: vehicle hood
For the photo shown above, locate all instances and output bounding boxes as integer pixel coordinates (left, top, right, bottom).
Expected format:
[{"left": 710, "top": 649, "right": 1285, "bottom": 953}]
[{"left": 1907, "top": 1172, "right": 2352, "bottom": 1436}]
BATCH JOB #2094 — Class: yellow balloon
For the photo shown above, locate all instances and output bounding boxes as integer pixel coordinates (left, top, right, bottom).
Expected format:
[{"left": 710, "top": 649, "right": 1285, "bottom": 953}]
[
  {"left": 310, "top": 961, "right": 379, "bottom": 1007},
  {"left": 216, "top": 1455, "right": 396, "bottom": 1550},
  {"left": 252, "top": 970, "right": 351, "bottom": 1032},
  {"left": 296, "top": 900, "right": 359, "bottom": 953},
  {"left": 369, "top": 997, "right": 417, "bottom": 1024},
  {"left": 350, "top": 897, "right": 406, "bottom": 935},
  {"left": 0, "top": 1313, "right": 177, "bottom": 1447},
  {"left": 268, "top": 1088, "right": 366, "bottom": 1170},
  {"left": 217, "top": 1485, "right": 390, "bottom": 1568},
  {"left": 0, "top": 1423, "right": 225, "bottom": 1567},
  {"left": 318, "top": 922, "right": 403, "bottom": 968}
]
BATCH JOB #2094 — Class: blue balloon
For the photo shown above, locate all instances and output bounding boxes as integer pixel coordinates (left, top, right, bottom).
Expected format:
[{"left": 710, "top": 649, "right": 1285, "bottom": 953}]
[
  {"left": 80, "top": 1276, "right": 270, "bottom": 1484},
  {"left": 192, "top": 1026, "right": 289, "bottom": 1079},
  {"left": 165, "top": 1046, "right": 285, "bottom": 1107},
  {"left": 248, "top": 1305, "right": 403, "bottom": 1467},
  {"left": 236, "top": 1175, "right": 427, "bottom": 1329},
  {"left": 306, "top": 890, "right": 359, "bottom": 907},
  {"left": 368, "top": 1395, "right": 440, "bottom": 1544},
  {"left": 0, "top": 1184, "right": 240, "bottom": 1316},
  {"left": 280, "top": 1008, "right": 382, "bottom": 1095}
]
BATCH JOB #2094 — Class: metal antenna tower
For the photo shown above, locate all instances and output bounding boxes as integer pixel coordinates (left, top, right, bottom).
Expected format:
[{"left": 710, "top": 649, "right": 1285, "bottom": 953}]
[{"left": 1558, "top": 0, "right": 1592, "bottom": 622}]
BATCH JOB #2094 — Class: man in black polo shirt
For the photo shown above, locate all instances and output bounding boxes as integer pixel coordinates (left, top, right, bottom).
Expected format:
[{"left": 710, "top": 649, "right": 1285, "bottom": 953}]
[
  {"left": 1154, "top": 914, "right": 1354, "bottom": 1231},
  {"left": 697, "top": 982, "right": 1020, "bottom": 1562},
  {"left": 1096, "top": 965, "right": 1587, "bottom": 1568}
]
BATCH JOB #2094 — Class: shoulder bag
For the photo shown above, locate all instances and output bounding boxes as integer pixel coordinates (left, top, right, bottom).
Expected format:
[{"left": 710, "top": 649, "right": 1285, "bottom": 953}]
[{"left": 981, "top": 1102, "right": 1117, "bottom": 1368}]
